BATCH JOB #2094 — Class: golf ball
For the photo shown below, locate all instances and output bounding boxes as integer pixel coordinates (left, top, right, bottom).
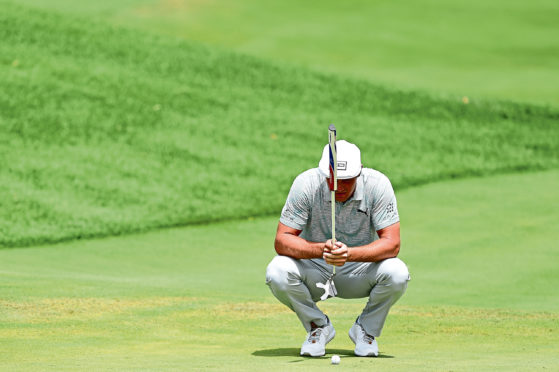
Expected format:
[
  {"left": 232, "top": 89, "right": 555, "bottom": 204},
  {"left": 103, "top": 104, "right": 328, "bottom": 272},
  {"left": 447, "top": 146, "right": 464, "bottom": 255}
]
[{"left": 331, "top": 355, "right": 340, "bottom": 365}]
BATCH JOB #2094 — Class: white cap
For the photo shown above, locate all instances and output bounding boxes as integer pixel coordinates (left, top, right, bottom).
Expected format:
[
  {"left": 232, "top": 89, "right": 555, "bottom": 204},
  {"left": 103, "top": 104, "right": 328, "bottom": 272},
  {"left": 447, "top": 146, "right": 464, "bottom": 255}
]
[{"left": 318, "top": 140, "right": 362, "bottom": 179}]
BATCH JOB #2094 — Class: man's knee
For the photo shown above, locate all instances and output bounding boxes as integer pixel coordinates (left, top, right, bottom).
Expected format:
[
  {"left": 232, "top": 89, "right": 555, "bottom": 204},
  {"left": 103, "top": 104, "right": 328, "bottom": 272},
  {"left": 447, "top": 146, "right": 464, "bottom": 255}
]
[
  {"left": 377, "top": 258, "right": 410, "bottom": 290},
  {"left": 266, "top": 255, "right": 300, "bottom": 291}
]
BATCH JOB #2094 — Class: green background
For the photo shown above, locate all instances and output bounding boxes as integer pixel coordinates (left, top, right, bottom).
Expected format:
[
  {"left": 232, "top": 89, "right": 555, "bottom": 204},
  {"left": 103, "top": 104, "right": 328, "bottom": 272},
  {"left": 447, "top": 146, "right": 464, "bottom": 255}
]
[{"left": 1, "top": 0, "right": 558, "bottom": 370}]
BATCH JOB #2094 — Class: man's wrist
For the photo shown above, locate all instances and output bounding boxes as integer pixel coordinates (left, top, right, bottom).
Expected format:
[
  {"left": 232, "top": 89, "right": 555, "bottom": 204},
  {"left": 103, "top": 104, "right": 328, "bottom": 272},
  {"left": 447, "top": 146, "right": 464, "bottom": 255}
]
[
  {"left": 346, "top": 247, "right": 353, "bottom": 262},
  {"left": 308, "top": 241, "right": 326, "bottom": 259}
]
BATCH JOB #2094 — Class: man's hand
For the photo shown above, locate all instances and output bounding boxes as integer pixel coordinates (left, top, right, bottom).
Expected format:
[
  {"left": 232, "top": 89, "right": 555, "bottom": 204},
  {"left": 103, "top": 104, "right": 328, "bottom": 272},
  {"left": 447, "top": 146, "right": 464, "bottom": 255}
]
[{"left": 323, "top": 239, "right": 349, "bottom": 266}]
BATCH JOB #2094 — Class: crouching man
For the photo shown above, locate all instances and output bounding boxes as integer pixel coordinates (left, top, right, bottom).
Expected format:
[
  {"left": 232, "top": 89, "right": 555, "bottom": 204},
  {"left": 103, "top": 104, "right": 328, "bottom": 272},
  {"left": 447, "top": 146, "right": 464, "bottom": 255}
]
[{"left": 266, "top": 140, "right": 410, "bottom": 357}]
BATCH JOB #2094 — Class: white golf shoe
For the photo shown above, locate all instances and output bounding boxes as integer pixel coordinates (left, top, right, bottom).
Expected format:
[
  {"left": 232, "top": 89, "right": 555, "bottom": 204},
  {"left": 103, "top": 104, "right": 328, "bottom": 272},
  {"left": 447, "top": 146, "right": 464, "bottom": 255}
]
[
  {"left": 348, "top": 322, "right": 379, "bottom": 357},
  {"left": 300, "top": 321, "right": 336, "bottom": 357}
]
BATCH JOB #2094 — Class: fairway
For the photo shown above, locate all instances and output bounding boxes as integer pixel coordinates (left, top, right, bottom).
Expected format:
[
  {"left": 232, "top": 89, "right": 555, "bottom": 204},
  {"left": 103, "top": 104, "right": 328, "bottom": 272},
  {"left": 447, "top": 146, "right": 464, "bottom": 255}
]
[
  {"left": 11, "top": 0, "right": 559, "bottom": 105},
  {"left": 2, "top": 170, "right": 558, "bottom": 371}
]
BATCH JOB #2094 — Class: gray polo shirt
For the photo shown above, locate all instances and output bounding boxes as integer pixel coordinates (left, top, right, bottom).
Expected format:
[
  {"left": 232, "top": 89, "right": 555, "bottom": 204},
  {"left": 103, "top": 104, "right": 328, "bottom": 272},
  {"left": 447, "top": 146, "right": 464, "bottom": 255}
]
[{"left": 280, "top": 168, "right": 399, "bottom": 247}]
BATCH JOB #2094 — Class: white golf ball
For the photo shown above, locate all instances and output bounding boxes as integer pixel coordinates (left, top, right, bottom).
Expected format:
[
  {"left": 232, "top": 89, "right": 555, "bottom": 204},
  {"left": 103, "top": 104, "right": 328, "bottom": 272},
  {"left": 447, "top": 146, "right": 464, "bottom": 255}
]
[{"left": 331, "top": 355, "right": 340, "bottom": 364}]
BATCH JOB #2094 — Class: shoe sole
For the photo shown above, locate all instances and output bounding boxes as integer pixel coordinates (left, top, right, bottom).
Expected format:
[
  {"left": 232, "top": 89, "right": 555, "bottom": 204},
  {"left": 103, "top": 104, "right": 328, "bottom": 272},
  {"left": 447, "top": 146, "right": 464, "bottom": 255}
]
[
  {"left": 300, "top": 329, "right": 336, "bottom": 357},
  {"left": 354, "top": 350, "right": 378, "bottom": 357}
]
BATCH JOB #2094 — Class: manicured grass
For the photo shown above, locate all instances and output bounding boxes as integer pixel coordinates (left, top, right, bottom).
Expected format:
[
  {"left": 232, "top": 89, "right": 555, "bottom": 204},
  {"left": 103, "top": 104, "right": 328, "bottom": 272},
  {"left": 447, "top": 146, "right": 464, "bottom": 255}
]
[
  {"left": 11, "top": 0, "right": 559, "bottom": 105},
  {"left": 1, "top": 2, "right": 558, "bottom": 247},
  {"left": 2, "top": 1, "right": 557, "bottom": 370},
  {"left": 1, "top": 171, "right": 558, "bottom": 370}
]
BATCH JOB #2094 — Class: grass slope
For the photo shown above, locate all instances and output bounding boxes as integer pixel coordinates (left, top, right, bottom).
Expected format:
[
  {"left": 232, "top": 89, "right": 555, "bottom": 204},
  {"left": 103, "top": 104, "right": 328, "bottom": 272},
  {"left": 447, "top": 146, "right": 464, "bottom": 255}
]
[
  {"left": 1, "top": 171, "right": 558, "bottom": 371},
  {"left": 1, "top": 2, "right": 558, "bottom": 247},
  {"left": 11, "top": 0, "right": 559, "bottom": 105}
]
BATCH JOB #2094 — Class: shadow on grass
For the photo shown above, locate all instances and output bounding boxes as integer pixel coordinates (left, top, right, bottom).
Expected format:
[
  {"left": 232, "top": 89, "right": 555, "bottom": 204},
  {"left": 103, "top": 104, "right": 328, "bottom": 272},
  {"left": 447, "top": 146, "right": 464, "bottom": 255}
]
[{"left": 252, "top": 348, "right": 394, "bottom": 359}]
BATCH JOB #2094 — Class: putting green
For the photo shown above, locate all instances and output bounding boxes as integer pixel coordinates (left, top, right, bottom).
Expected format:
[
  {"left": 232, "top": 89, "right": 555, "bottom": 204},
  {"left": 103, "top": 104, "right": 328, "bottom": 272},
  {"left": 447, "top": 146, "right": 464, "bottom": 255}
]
[{"left": 1, "top": 170, "right": 558, "bottom": 370}]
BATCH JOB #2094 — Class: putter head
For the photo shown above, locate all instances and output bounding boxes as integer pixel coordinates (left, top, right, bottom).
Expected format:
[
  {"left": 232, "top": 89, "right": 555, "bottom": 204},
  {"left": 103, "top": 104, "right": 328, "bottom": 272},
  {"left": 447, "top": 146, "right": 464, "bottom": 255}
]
[{"left": 316, "top": 276, "right": 338, "bottom": 301}]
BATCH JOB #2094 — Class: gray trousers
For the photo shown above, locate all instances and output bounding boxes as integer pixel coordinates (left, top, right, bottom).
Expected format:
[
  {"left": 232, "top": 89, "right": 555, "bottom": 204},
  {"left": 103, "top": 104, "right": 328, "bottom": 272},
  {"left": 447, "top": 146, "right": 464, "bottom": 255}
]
[{"left": 266, "top": 255, "right": 410, "bottom": 337}]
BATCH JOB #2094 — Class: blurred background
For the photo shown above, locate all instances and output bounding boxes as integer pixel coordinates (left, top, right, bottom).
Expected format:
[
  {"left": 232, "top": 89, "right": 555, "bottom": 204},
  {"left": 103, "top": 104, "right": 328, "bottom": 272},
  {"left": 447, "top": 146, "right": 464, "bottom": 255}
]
[{"left": 13, "top": 0, "right": 559, "bottom": 105}]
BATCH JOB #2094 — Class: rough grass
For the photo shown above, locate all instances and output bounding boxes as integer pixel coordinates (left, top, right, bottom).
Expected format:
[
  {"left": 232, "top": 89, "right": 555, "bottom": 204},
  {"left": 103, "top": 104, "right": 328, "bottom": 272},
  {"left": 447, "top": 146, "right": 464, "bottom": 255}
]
[{"left": 1, "top": 2, "right": 558, "bottom": 247}]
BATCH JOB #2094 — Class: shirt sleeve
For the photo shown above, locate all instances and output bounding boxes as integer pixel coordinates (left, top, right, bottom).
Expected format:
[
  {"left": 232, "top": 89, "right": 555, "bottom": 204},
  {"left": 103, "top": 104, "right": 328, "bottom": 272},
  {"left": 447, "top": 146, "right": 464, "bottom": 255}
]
[
  {"left": 371, "top": 174, "right": 400, "bottom": 231},
  {"left": 279, "top": 174, "right": 311, "bottom": 231}
]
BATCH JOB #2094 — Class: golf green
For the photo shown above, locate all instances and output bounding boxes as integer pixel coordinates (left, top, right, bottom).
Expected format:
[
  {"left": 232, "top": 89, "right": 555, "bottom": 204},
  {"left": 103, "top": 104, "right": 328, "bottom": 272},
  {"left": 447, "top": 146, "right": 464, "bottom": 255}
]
[{"left": 1, "top": 170, "right": 557, "bottom": 371}]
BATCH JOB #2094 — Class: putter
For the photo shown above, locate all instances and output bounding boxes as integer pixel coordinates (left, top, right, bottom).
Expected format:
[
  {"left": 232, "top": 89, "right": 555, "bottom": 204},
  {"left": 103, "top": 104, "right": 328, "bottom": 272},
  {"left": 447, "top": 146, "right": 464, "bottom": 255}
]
[{"left": 316, "top": 124, "right": 338, "bottom": 301}]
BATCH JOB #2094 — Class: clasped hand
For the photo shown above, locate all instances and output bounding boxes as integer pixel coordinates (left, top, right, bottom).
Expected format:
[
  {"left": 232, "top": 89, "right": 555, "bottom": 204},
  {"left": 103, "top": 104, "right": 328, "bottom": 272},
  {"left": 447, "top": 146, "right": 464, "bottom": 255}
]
[{"left": 323, "top": 239, "right": 348, "bottom": 266}]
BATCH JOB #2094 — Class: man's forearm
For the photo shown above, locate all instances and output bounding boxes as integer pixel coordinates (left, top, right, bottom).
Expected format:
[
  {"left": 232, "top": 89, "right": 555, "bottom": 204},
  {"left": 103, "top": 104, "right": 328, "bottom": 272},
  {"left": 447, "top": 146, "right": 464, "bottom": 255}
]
[
  {"left": 274, "top": 233, "right": 324, "bottom": 259},
  {"left": 347, "top": 237, "right": 400, "bottom": 262}
]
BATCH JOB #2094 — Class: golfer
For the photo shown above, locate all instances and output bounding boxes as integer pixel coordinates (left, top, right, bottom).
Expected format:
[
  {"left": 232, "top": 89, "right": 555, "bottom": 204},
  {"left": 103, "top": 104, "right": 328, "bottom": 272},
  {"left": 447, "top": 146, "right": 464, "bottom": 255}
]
[{"left": 266, "top": 140, "right": 410, "bottom": 357}]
